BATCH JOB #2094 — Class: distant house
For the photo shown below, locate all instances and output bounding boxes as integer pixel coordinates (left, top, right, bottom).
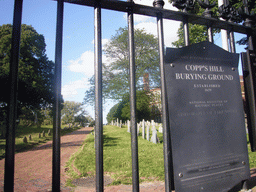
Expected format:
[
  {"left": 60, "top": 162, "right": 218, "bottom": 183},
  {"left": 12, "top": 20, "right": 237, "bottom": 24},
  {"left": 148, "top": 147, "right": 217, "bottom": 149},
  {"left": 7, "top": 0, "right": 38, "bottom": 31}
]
[{"left": 149, "top": 88, "right": 162, "bottom": 122}]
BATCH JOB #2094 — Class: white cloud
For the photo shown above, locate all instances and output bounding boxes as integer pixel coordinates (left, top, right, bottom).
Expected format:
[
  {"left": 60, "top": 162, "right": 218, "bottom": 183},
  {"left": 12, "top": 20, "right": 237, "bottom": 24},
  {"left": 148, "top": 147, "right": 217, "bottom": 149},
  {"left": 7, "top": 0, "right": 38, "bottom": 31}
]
[
  {"left": 62, "top": 78, "right": 89, "bottom": 99},
  {"left": 91, "top": 38, "right": 109, "bottom": 47},
  {"left": 163, "top": 19, "right": 181, "bottom": 47},
  {"left": 67, "top": 50, "right": 109, "bottom": 76},
  {"left": 122, "top": 0, "right": 180, "bottom": 47},
  {"left": 135, "top": 21, "right": 157, "bottom": 36},
  {"left": 68, "top": 51, "right": 94, "bottom": 76},
  {"left": 64, "top": 46, "right": 111, "bottom": 100},
  {"left": 134, "top": 15, "right": 151, "bottom": 23},
  {"left": 102, "top": 39, "right": 109, "bottom": 47},
  {"left": 134, "top": 18, "right": 181, "bottom": 47}
]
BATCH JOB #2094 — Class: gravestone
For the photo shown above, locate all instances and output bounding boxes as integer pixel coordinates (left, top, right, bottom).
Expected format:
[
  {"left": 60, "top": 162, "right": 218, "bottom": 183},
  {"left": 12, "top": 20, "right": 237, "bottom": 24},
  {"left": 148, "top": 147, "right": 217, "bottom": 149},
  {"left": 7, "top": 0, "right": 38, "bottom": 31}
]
[
  {"left": 29, "top": 135, "right": 32, "bottom": 140},
  {"left": 116, "top": 118, "right": 119, "bottom": 127},
  {"left": 151, "top": 129, "right": 158, "bottom": 144},
  {"left": 137, "top": 123, "right": 140, "bottom": 136},
  {"left": 151, "top": 120, "right": 154, "bottom": 127},
  {"left": 142, "top": 119, "right": 145, "bottom": 139},
  {"left": 146, "top": 124, "right": 150, "bottom": 141},
  {"left": 152, "top": 123, "right": 156, "bottom": 134},
  {"left": 164, "top": 41, "right": 250, "bottom": 192},
  {"left": 23, "top": 136, "right": 28, "bottom": 143},
  {"left": 158, "top": 124, "right": 163, "bottom": 133},
  {"left": 127, "top": 120, "right": 131, "bottom": 133}
]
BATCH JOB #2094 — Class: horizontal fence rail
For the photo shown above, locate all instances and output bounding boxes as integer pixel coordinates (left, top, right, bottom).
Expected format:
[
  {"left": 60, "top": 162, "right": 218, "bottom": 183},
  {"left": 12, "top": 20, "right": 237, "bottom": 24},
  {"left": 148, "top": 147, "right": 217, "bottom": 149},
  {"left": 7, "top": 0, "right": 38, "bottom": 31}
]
[{"left": 62, "top": 0, "right": 251, "bottom": 34}]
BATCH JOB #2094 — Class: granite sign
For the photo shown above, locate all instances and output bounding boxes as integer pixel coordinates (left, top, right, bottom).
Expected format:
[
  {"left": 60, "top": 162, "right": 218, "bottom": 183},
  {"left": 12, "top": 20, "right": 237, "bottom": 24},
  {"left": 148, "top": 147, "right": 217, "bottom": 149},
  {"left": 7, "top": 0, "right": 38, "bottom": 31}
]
[{"left": 164, "top": 41, "right": 250, "bottom": 191}]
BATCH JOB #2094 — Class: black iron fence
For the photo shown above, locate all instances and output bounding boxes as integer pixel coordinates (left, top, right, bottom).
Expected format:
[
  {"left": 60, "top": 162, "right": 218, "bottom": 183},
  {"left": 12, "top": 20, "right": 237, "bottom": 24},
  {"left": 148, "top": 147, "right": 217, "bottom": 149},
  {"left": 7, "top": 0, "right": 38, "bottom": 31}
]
[{"left": 4, "top": 0, "right": 256, "bottom": 191}]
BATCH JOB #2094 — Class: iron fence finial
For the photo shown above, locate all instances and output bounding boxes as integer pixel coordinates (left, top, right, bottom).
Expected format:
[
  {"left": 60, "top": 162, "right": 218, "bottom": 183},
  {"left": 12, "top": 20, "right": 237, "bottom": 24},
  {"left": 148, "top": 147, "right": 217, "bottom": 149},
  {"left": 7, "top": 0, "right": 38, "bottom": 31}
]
[{"left": 153, "top": 0, "right": 165, "bottom": 8}]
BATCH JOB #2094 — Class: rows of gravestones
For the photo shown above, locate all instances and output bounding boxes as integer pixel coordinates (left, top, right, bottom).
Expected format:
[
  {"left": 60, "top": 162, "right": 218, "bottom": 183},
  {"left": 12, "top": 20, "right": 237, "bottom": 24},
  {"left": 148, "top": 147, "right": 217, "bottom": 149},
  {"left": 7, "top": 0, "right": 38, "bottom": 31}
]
[
  {"left": 23, "top": 129, "right": 51, "bottom": 143},
  {"left": 63, "top": 123, "right": 82, "bottom": 129},
  {"left": 110, "top": 119, "right": 163, "bottom": 144}
]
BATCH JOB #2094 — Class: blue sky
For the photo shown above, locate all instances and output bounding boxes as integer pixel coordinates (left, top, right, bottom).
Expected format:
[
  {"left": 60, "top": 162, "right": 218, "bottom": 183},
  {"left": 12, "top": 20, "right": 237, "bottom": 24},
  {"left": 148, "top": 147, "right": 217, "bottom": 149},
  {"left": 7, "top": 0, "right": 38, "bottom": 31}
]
[{"left": 0, "top": 0, "right": 247, "bottom": 123}]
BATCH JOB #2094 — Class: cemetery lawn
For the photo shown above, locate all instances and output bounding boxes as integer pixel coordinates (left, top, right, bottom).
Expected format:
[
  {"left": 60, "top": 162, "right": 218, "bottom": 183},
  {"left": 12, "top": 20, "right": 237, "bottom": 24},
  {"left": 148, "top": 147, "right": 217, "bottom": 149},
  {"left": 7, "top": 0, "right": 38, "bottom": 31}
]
[
  {"left": 67, "top": 125, "right": 256, "bottom": 186},
  {"left": 0, "top": 124, "right": 80, "bottom": 160},
  {"left": 66, "top": 125, "right": 165, "bottom": 185}
]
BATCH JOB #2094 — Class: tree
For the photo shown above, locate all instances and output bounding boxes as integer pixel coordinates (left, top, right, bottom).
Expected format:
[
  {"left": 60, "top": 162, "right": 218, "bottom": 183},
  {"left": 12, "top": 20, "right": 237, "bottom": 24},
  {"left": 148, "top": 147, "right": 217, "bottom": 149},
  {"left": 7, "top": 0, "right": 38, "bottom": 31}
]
[
  {"left": 170, "top": 0, "right": 256, "bottom": 47},
  {"left": 0, "top": 24, "right": 55, "bottom": 131},
  {"left": 84, "top": 27, "right": 160, "bottom": 105},
  {"left": 106, "top": 97, "right": 129, "bottom": 123},
  {"left": 61, "top": 101, "right": 89, "bottom": 127},
  {"left": 75, "top": 114, "right": 94, "bottom": 127},
  {"left": 0, "top": 24, "right": 55, "bottom": 124},
  {"left": 106, "top": 90, "right": 152, "bottom": 124}
]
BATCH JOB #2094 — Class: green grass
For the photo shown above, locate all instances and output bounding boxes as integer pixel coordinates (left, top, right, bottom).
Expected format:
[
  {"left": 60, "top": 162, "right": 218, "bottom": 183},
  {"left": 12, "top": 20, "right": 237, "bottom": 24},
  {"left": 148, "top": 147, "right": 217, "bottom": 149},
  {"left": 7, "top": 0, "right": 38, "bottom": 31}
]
[
  {"left": 67, "top": 125, "right": 165, "bottom": 185},
  {"left": 67, "top": 125, "right": 256, "bottom": 187},
  {"left": 247, "top": 134, "right": 256, "bottom": 168},
  {"left": 0, "top": 124, "right": 80, "bottom": 160}
]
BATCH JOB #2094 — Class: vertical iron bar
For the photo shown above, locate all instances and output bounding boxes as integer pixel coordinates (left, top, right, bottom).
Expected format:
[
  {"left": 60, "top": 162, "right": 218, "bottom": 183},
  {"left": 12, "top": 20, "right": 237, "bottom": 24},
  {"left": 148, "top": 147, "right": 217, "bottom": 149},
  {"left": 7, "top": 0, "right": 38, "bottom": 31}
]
[
  {"left": 95, "top": 0, "right": 104, "bottom": 191},
  {"left": 243, "top": 0, "right": 254, "bottom": 51},
  {"left": 207, "top": 26, "right": 213, "bottom": 43},
  {"left": 52, "top": 0, "right": 64, "bottom": 191},
  {"left": 229, "top": 31, "right": 236, "bottom": 53},
  {"left": 127, "top": 1, "right": 139, "bottom": 191},
  {"left": 183, "top": 16, "right": 189, "bottom": 46},
  {"left": 242, "top": 0, "right": 256, "bottom": 151},
  {"left": 202, "top": 8, "right": 214, "bottom": 43},
  {"left": 4, "top": 0, "right": 23, "bottom": 191},
  {"left": 153, "top": 1, "right": 174, "bottom": 191}
]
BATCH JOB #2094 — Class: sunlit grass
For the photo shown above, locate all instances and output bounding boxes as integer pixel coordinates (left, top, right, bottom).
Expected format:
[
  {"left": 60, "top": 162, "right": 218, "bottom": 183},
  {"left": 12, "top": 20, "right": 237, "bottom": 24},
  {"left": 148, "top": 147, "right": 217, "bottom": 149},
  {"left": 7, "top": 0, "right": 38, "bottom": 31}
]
[
  {"left": 67, "top": 125, "right": 256, "bottom": 187},
  {"left": 67, "top": 125, "right": 165, "bottom": 185}
]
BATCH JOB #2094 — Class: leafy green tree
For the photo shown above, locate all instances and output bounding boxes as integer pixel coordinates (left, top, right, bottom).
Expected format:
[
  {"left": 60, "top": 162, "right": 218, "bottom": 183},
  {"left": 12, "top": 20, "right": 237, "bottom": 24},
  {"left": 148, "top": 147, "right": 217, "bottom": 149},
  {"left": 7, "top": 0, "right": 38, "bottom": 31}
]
[
  {"left": 19, "top": 107, "right": 36, "bottom": 127},
  {"left": 84, "top": 27, "right": 160, "bottom": 105},
  {"left": 61, "top": 101, "right": 87, "bottom": 127},
  {"left": 170, "top": 0, "right": 256, "bottom": 47},
  {"left": 41, "top": 107, "right": 54, "bottom": 125},
  {"left": 106, "top": 96, "right": 130, "bottom": 123},
  {"left": 0, "top": 24, "right": 55, "bottom": 128},
  {"left": 74, "top": 114, "right": 93, "bottom": 127},
  {"left": 106, "top": 90, "right": 152, "bottom": 123}
]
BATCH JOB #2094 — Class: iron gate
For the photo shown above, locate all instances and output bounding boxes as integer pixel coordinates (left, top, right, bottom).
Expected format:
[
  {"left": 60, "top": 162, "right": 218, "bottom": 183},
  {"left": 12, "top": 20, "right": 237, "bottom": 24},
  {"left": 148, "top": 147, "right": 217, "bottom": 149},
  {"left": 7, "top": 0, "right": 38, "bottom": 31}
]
[{"left": 4, "top": 0, "right": 256, "bottom": 191}]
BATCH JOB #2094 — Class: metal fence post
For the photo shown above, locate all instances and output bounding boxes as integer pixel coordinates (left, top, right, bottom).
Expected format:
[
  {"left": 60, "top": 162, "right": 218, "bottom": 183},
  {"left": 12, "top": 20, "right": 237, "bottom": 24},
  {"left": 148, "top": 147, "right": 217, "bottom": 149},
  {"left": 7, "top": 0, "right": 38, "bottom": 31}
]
[
  {"left": 95, "top": 0, "right": 104, "bottom": 191},
  {"left": 4, "top": 0, "right": 23, "bottom": 191},
  {"left": 127, "top": 1, "right": 139, "bottom": 191},
  {"left": 52, "top": 0, "right": 64, "bottom": 191},
  {"left": 229, "top": 31, "right": 236, "bottom": 53},
  {"left": 241, "top": 0, "right": 256, "bottom": 152},
  {"left": 153, "top": 0, "right": 174, "bottom": 191},
  {"left": 183, "top": 16, "right": 189, "bottom": 46}
]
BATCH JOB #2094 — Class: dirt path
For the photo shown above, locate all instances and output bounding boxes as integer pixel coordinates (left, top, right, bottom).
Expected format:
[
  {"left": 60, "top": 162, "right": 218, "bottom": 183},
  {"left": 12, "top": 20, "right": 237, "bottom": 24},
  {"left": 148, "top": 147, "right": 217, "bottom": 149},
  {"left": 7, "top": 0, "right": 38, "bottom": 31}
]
[
  {"left": 0, "top": 127, "right": 256, "bottom": 192},
  {"left": 0, "top": 127, "right": 93, "bottom": 192}
]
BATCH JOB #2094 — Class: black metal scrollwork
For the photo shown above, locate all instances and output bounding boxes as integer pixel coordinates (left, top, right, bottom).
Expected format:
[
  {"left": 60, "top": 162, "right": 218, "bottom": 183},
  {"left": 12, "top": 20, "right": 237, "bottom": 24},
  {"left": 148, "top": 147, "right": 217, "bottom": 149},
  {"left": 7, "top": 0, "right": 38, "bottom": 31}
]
[
  {"left": 218, "top": 0, "right": 242, "bottom": 23},
  {"left": 238, "top": 0, "right": 256, "bottom": 25},
  {"left": 172, "top": 0, "right": 195, "bottom": 12},
  {"left": 198, "top": 0, "right": 216, "bottom": 17}
]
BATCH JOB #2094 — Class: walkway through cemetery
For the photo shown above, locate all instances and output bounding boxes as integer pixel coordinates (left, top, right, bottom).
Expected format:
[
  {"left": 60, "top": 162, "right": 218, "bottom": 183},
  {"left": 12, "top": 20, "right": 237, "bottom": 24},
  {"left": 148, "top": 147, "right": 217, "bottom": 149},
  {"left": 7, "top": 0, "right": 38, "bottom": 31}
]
[
  {"left": 0, "top": 125, "right": 255, "bottom": 191},
  {"left": 0, "top": 127, "right": 93, "bottom": 192}
]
